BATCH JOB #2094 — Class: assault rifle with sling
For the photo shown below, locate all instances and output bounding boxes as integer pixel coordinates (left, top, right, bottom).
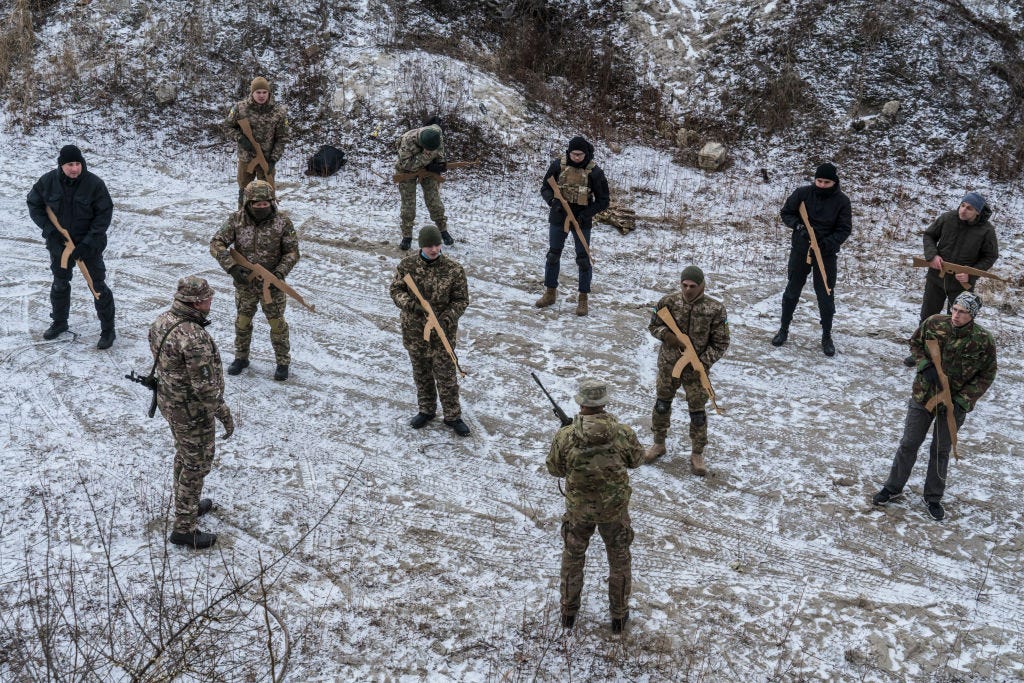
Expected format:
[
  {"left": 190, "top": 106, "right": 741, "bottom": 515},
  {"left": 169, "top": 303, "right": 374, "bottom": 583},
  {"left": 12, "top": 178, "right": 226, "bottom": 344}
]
[
  {"left": 125, "top": 320, "right": 188, "bottom": 418},
  {"left": 392, "top": 160, "right": 479, "bottom": 183},
  {"left": 531, "top": 372, "right": 572, "bottom": 427},
  {"left": 909, "top": 256, "right": 1008, "bottom": 290}
]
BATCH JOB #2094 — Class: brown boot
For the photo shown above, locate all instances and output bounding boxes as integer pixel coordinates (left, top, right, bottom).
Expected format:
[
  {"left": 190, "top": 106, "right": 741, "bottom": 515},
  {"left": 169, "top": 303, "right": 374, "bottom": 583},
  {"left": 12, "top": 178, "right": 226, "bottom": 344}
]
[
  {"left": 535, "top": 287, "right": 556, "bottom": 308},
  {"left": 576, "top": 293, "right": 589, "bottom": 317},
  {"left": 644, "top": 442, "right": 666, "bottom": 464},
  {"left": 690, "top": 451, "right": 707, "bottom": 476}
]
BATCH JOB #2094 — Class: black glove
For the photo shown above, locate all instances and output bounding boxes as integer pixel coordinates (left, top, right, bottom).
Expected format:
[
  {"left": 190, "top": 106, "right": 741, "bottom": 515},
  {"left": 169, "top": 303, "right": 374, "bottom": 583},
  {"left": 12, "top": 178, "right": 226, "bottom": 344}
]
[
  {"left": 919, "top": 361, "right": 939, "bottom": 387},
  {"left": 408, "top": 301, "right": 426, "bottom": 315},
  {"left": 69, "top": 243, "right": 92, "bottom": 262},
  {"left": 440, "top": 311, "right": 457, "bottom": 328},
  {"left": 272, "top": 269, "right": 285, "bottom": 281},
  {"left": 228, "top": 265, "right": 251, "bottom": 286},
  {"left": 266, "top": 161, "right": 276, "bottom": 175},
  {"left": 425, "top": 160, "right": 447, "bottom": 174},
  {"left": 239, "top": 136, "right": 254, "bottom": 153},
  {"left": 662, "top": 334, "right": 681, "bottom": 348}
]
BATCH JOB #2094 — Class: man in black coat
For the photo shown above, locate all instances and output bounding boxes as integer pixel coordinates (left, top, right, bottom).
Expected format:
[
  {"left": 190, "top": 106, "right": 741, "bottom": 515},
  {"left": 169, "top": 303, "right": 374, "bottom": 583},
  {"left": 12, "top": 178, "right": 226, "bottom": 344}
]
[
  {"left": 27, "top": 144, "right": 116, "bottom": 348},
  {"left": 771, "top": 162, "right": 852, "bottom": 357}
]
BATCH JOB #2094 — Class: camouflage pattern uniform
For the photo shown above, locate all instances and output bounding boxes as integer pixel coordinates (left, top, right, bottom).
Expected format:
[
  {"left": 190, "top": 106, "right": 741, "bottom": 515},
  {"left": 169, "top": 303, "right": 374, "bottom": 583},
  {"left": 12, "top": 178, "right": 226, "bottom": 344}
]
[
  {"left": 547, "top": 400, "right": 644, "bottom": 621},
  {"left": 389, "top": 252, "right": 468, "bottom": 419},
  {"left": 150, "top": 277, "right": 232, "bottom": 535},
  {"left": 210, "top": 181, "right": 300, "bottom": 367},
  {"left": 224, "top": 87, "right": 289, "bottom": 195},
  {"left": 883, "top": 313, "right": 997, "bottom": 502},
  {"left": 396, "top": 125, "right": 447, "bottom": 239},
  {"left": 648, "top": 290, "right": 730, "bottom": 453}
]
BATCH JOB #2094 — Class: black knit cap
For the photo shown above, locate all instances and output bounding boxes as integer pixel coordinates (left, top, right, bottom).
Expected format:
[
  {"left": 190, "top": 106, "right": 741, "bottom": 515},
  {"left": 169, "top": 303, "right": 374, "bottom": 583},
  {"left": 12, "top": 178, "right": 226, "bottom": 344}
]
[
  {"left": 58, "top": 144, "right": 85, "bottom": 166},
  {"left": 814, "top": 163, "right": 839, "bottom": 182},
  {"left": 567, "top": 136, "right": 590, "bottom": 154}
]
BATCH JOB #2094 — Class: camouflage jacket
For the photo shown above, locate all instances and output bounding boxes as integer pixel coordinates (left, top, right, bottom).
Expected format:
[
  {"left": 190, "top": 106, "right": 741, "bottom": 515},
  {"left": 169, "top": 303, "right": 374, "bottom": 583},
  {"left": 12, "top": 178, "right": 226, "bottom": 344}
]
[
  {"left": 910, "top": 314, "right": 996, "bottom": 412},
  {"left": 546, "top": 411, "right": 644, "bottom": 523},
  {"left": 649, "top": 291, "right": 730, "bottom": 375},
  {"left": 390, "top": 253, "right": 468, "bottom": 344},
  {"left": 210, "top": 209, "right": 300, "bottom": 286},
  {"left": 149, "top": 301, "right": 228, "bottom": 421},
  {"left": 224, "top": 95, "right": 289, "bottom": 164},
  {"left": 394, "top": 125, "right": 445, "bottom": 173}
]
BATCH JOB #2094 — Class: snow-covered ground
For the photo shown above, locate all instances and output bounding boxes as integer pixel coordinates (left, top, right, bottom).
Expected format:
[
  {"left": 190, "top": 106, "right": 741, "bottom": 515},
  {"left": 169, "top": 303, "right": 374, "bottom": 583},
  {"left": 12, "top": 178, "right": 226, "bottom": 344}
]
[{"left": 1, "top": 122, "right": 1022, "bottom": 680}]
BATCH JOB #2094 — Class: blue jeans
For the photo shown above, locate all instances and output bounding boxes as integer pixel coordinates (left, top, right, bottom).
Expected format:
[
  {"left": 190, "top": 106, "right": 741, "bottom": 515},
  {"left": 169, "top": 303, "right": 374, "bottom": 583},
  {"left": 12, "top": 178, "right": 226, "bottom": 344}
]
[{"left": 543, "top": 222, "right": 592, "bottom": 292}]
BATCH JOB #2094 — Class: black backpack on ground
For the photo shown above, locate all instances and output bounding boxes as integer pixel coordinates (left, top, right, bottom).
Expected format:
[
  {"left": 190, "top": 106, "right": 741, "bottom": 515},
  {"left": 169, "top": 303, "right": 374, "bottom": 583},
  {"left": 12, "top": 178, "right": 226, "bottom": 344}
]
[{"left": 306, "top": 145, "right": 345, "bottom": 177}]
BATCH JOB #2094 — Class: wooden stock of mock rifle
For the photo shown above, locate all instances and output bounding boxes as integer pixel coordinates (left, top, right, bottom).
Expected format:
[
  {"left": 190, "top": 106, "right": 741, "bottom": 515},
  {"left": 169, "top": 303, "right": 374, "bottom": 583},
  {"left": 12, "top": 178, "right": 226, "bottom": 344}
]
[
  {"left": 546, "top": 176, "right": 595, "bottom": 267},
  {"left": 797, "top": 202, "right": 831, "bottom": 296},
  {"left": 655, "top": 307, "right": 722, "bottom": 414},
  {"left": 910, "top": 256, "right": 1007, "bottom": 290},
  {"left": 402, "top": 273, "right": 466, "bottom": 377},
  {"left": 237, "top": 118, "right": 270, "bottom": 177},
  {"left": 923, "top": 338, "right": 959, "bottom": 460},
  {"left": 44, "top": 206, "right": 100, "bottom": 300},
  {"left": 392, "top": 160, "right": 479, "bottom": 183},
  {"left": 229, "top": 248, "right": 315, "bottom": 312}
]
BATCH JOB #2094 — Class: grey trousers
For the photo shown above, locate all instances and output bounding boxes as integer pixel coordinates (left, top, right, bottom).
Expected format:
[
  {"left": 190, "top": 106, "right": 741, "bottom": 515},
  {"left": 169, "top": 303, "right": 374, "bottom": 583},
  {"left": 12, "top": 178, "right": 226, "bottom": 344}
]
[{"left": 883, "top": 398, "right": 966, "bottom": 502}]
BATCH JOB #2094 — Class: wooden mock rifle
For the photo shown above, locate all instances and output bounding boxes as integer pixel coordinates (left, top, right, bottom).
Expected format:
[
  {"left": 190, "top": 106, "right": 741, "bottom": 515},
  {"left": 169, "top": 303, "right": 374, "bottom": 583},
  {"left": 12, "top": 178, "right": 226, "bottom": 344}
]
[
  {"left": 402, "top": 273, "right": 466, "bottom": 377},
  {"left": 655, "top": 307, "right": 722, "bottom": 414},
  {"left": 237, "top": 118, "right": 270, "bottom": 177},
  {"left": 910, "top": 256, "right": 1008, "bottom": 290},
  {"left": 797, "top": 202, "right": 831, "bottom": 296},
  {"left": 228, "top": 248, "right": 315, "bottom": 312},
  {"left": 546, "top": 176, "right": 595, "bottom": 267},
  {"left": 392, "top": 160, "right": 479, "bottom": 183},
  {"left": 44, "top": 206, "right": 100, "bottom": 300},
  {"left": 923, "top": 338, "right": 959, "bottom": 460}
]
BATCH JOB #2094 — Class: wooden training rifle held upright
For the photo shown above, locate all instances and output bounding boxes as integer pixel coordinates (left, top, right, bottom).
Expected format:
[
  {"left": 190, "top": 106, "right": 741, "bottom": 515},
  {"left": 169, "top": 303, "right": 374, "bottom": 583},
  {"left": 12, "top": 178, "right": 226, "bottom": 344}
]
[
  {"left": 229, "top": 249, "right": 315, "bottom": 312},
  {"left": 923, "top": 338, "right": 959, "bottom": 460},
  {"left": 402, "top": 273, "right": 466, "bottom": 377},
  {"left": 236, "top": 118, "right": 270, "bottom": 177},
  {"left": 392, "top": 160, "right": 479, "bottom": 183},
  {"left": 546, "top": 176, "right": 595, "bottom": 267},
  {"left": 797, "top": 202, "right": 832, "bottom": 296},
  {"left": 655, "top": 307, "right": 722, "bottom": 414},
  {"left": 910, "top": 256, "right": 1008, "bottom": 290},
  {"left": 44, "top": 206, "right": 100, "bottom": 300}
]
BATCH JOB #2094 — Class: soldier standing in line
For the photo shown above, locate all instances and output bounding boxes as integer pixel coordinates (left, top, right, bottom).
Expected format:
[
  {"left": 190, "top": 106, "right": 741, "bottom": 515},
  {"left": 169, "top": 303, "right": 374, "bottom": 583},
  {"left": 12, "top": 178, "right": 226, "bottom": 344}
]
[
  {"left": 210, "top": 179, "right": 300, "bottom": 381},
  {"left": 902, "top": 191, "right": 999, "bottom": 366},
  {"left": 225, "top": 76, "right": 289, "bottom": 206},
  {"left": 534, "top": 136, "right": 610, "bottom": 317},
  {"left": 150, "top": 276, "right": 234, "bottom": 549},
  {"left": 770, "top": 162, "right": 852, "bottom": 357},
  {"left": 546, "top": 379, "right": 644, "bottom": 634},
  {"left": 395, "top": 123, "right": 453, "bottom": 251},
  {"left": 27, "top": 144, "right": 117, "bottom": 348},
  {"left": 389, "top": 225, "right": 470, "bottom": 436},
  {"left": 644, "top": 266, "right": 730, "bottom": 475},
  {"left": 873, "top": 291, "right": 996, "bottom": 521}
]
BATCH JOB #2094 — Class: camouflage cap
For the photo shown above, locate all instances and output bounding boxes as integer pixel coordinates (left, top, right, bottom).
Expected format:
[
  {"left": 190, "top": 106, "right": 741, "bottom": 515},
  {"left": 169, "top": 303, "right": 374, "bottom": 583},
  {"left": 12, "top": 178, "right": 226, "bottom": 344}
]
[
  {"left": 574, "top": 379, "right": 609, "bottom": 407},
  {"left": 244, "top": 179, "right": 276, "bottom": 203},
  {"left": 418, "top": 126, "right": 441, "bottom": 151},
  {"left": 174, "top": 275, "right": 214, "bottom": 303}
]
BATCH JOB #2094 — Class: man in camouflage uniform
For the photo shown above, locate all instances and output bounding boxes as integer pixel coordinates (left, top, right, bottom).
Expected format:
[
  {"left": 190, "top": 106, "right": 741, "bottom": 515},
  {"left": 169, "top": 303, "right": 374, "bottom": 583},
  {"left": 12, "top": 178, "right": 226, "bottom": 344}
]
[
  {"left": 535, "top": 136, "right": 610, "bottom": 316},
  {"left": 395, "top": 123, "right": 453, "bottom": 250},
  {"left": 225, "top": 76, "right": 289, "bottom": 206},
  {"left": 646, "top": 266, "right": 730, "bottom": 476},
  {"left": 150, "top": 276, "right": 234, "bottom": 549},
  {"left": 546, "top": 379, "right": 644, "bottom": 633},
  {"left": 210, "top": 179, "right": 300, "bottom": 381},
  {"left": 873, "top": 291, "right": 997, "bottom": 521},
  {"left": 389, "top": 225, "right": 470, "bottom": 435}
]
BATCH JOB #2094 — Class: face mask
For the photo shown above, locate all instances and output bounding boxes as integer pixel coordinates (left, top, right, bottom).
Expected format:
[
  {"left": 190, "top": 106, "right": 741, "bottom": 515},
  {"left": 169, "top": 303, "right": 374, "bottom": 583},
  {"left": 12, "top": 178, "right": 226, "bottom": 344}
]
[{"left": 249, "top": 206, "right": 273, "bottom": 222}]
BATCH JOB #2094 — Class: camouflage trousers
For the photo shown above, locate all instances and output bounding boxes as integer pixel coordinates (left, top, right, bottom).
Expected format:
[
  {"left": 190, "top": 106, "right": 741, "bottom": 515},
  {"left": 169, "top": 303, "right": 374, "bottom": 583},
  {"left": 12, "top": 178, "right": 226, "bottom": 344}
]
[
  {"left": 399, "top": 178, "right": 447, "bottom": 238},
  {"left": 560, "top": 512, "right": 634, "bottom": 619},
  {"left": 235, "top": 284, "right": 290, "bottom": 365},
  {"left": 403, "top": 331, "right": 460, "bottom": 419},
  {"left": 652, "top": 365, "right": 708, "bottom": 453},
  {"left": 165, "top": 410, "right": 216, "bottom": 534}
]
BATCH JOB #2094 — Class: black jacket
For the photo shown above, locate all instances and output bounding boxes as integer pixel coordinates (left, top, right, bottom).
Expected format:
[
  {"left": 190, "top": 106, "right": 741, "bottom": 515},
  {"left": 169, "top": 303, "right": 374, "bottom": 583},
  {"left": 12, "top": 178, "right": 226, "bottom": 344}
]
[
  {"left": 780, "top": 184, "right": 852, "bottom": 256},
  {"left": 27, "top": 161, "right": 113, "bottom": 253},
  {"left": 923, "top": 208, "right": 998, "bottom": 269},
  {"left": 539, "top": 158, "right": 610, "bottom": 232}
]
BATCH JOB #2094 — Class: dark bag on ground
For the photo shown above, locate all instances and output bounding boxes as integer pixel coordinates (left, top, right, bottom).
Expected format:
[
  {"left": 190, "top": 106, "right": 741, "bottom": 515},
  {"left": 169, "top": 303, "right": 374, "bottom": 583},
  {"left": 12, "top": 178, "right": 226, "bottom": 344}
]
[{"left": 306, "top": 145, "right": 345, "bottom": 177}]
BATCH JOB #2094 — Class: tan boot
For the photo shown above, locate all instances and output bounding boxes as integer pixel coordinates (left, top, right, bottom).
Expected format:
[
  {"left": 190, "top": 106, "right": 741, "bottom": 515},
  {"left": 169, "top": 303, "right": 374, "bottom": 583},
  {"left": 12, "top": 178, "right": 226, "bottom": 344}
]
[
  {"left": 690, "top": 451, "right": 707, "bottom": 476},
  {"left": 576, "top": 292, "right": 589, "bottom": 316},
  {"left": 535, "top": 287, "right": 556, "bottom": 308},
  {"left": 644, "top": 442, "right": 666, "bottom": 464}
]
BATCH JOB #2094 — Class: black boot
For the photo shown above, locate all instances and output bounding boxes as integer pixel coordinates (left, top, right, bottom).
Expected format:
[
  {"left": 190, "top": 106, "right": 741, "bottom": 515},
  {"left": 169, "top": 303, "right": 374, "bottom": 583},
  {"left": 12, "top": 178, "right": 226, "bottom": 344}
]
[
  {"left": 560, "top": 614, "right": 576, "bottom": 629},
  {"left": 274, "top": 364, "right": 289, "bottom": 381},
  {"left": 440, "top": 230, "right": 455, "bottom": 246},
  {"left": 227, "top": 358, "right": 249, "bottom": 376},
  {"left": 97, "top": 329, "right": 116, "bottom": 350},
  {"left": 169, "top": 530, "right": 217, "bottom": 549},
  {"left": 198, "top": 498, "right": 215, "bottom": 516},
  {"left": 611, "top": 612, "right": 629, "bottom": 634},
  {"left": 771, "top": 327, "right": 788, "bottom": 347},
  {"left": 822, "top": 333, "right": 835, "bottom": 357},
  {"left": 399, "top": 237, "right": 412, "bottom": 251},
  {"left": 444, "top": 417, "right": 471, "bottom": 436},
  {"left": 902, "top": 355, "right": 916, "bottom": 367},
  {"left": 43, "top": 320, "right": 69, "bottom": 340},
  {"left": 410, "top": 412, "right": 435, "bottom": 429}
]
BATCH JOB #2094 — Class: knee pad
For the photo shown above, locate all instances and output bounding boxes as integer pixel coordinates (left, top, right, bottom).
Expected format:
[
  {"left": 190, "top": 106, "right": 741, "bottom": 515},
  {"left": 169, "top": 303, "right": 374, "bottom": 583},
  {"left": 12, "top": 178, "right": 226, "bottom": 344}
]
[
  {"left": 235, "top": 314, "right": 253, "bottom": 330},
  {"left": 268, "top": 317, "right": 287, "bottom": 333},
  {"left": 689, "top": 410, "right": 707, "bottom": 427},
  {"left": 51, "top": 279, "right": 71, "bottom": 293},
  {"left": 654, "top": 399, "right": 672, "bottom": 415},
  {"left": 545, "top": 250, "right": 562, "bottom": 266},
  {"left": 575, "top": 255, "right": 591, "bottom": 273}
]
